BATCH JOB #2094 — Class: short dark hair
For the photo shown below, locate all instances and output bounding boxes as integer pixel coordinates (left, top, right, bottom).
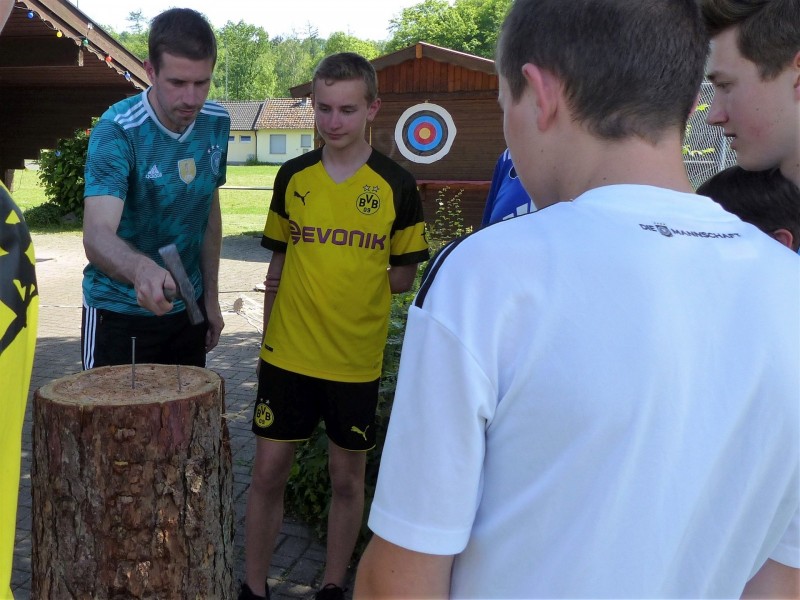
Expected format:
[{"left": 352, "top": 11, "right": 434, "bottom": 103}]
[
  {"left": 697, "top": 166, "right": 800, "bottom": 251},
  {"left": 700, "top": 0, "right": 800, "bottom": 80},
  {"left": 496, "top": 0, "right": 708, "bottom": 143},
  {"left": 312, "top": 52, "right": 378, "bottom": 103},
  {"left": 148, "top": 8, "right": 217, "bottom": 74}
]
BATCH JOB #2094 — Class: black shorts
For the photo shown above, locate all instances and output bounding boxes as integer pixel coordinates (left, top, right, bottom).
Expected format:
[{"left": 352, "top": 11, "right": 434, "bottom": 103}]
[
  {"left": 81, "top": 297, "right": 207, "bottom": 369},
  {"left": 253, "top": 360, "right": 379, "bottom": 451}
]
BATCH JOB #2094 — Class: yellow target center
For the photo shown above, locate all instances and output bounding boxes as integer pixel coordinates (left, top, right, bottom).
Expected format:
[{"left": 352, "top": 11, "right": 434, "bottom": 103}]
[{"left": 419, "top": 127, "right": 432, "bottom": 141}]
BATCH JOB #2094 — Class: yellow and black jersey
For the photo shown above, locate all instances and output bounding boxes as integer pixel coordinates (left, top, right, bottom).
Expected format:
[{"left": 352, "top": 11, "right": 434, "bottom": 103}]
[
  {"left": 0, "top": 182, "right": 38, "bottom": 595},
  {"left": 260, "top": 148, "right": 429, "bottom": 382}
]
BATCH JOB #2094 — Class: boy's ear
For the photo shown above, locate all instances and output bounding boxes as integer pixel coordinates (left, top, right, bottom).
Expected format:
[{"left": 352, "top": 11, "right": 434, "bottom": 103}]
[
  {"left": 771, "top": 228, "right": 795, "bottom": 250},
  {"left": 367, "top": 97, "right": 381, "bottom": 122},
  {"left": 521, "top": 63, "right": 561, "bottom": 131},
  {"left": 793, "top": 50, "right": 800, "bottom": 101}
]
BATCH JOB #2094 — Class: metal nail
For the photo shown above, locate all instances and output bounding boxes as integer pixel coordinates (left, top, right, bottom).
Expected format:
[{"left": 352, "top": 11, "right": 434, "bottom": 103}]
[{"left": 131, "top": 337, "right": 136, "bottom": 389}]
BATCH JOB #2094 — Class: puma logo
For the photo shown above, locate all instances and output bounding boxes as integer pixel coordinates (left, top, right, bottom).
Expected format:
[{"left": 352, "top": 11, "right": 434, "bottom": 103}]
[
  {"left": 294, "top": 190, "right": 311, "bottom": 205},
  {"left": 350, "top": 425, "right": 369, "bottom": 441}
]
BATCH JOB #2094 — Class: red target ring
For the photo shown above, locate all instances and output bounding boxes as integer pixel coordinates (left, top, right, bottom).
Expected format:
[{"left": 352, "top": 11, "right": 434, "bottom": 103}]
[{"left": 395, "top": 103, "right": 457, "bottom": 164}]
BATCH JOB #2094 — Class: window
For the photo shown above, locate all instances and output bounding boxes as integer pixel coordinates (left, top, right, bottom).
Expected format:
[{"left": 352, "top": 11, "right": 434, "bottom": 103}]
[
  {"left": 301, "top": 134, "right": 312, "bottom": 148},
  {"left": 270, "top": 134, "right": 287, "bottom": 154},
  {"left": 240, "top": 135, "right": 252, "bottom": 143},
  {"left": 228, "top": 135, "right": 235, "bottom": 142}
]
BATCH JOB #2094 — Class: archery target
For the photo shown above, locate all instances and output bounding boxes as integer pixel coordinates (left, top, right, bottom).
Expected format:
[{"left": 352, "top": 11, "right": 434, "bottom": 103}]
[{"left": 395, "top": 103, "right": 457, "bottom": 164}]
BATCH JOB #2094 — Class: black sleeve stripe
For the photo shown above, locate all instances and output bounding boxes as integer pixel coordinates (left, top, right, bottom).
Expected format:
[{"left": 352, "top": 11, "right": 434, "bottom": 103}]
[
  {"left": 389, "top": 249, "right": 430, "bottom": 267},
  {"left": 261, "top": 235, "right": 288, "bottom": 253},
  {"left": 414, "top": 234, "right": 471, "bottom": 308}
]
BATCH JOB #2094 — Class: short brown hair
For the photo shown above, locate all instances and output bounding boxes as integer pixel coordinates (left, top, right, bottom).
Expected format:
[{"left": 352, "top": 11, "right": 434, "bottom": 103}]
[
  {"left": 496, "top": 0, "right": 708, "bottom": 144},
  {"left": 148, "top": 8, "right": 217, "bottom": 74},
  {"left": 312, "top": 53, "right": 378, "bottom": 103},
  {"left": 700, "top": 0, "right": 800, "bottom": 80},
  {"left": 698, "top": 166, "right": 800, "bottom": 251}
]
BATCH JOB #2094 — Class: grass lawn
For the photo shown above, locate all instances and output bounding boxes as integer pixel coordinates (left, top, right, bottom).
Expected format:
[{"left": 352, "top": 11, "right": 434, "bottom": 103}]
[
  {"left": 219, "top": 165, "right": 279, "bottom": 236},
  {"left": 10, "top": 167, "right": 46, "bottom": 213},
  {"left": 11, "top": 164, "right": 280, "bottom": 237}
]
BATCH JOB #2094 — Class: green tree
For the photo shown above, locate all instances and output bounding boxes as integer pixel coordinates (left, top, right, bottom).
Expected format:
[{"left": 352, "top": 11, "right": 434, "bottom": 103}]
[
  {"left": 115, "top": 29, "right": 148, "bottom": 60},
  {"left": 387, "top": 0, "right": 511, "bottom": 58},
  {"left": 125, "top": 10, "right": 147, "bottom": 34},
  {"left": 270, "top": 35, "right": 320, "bottom": 97},
  {"left": 457, "top": 0, "right": 511, "bottom": 57},
  {"left": 323, "top": 32, "right": 383, "bottom": 60},
  {"left": 387, "top": 0, "right": 474, "bottom": 54},
  {"left": 215, "top": 21, "right": 274, "bottom": 101}
]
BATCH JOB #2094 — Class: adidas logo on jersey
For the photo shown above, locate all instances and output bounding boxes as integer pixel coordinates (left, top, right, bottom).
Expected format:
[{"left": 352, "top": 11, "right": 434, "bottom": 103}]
[{"left": 145, "top": 164, "right": 163, "bottom": 180}]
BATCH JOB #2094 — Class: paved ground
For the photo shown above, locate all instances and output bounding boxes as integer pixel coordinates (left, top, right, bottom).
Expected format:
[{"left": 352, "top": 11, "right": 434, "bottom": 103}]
[{"left": 11, "top": 232, "right": 353, "bottom": 599}]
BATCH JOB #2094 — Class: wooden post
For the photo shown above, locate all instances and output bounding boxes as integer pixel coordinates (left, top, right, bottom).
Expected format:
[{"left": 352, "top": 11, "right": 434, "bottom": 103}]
[{"left": 32, "top": 365, "right": 235, "bottom": 599}]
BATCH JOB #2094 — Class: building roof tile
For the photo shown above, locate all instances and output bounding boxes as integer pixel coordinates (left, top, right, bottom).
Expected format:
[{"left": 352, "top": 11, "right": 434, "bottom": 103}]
[
  {"left": 256, "top": 98, "right": 315, "bottom": 130},
  {"left": 216, "top": 101, "right": 264, "bottom": 130}
]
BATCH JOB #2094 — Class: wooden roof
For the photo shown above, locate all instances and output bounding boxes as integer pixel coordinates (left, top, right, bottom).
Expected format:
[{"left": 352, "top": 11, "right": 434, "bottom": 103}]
[
  {"left": 290, "top": 42, "right": 497, "bottom": 97},
  {"left": 1, "top": 0, "right": 148, "bottom": 173}
]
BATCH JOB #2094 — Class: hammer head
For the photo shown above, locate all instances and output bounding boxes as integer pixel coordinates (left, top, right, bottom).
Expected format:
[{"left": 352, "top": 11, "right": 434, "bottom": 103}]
[{"left": 158, "top": 244, "right": 205, "bottom": 326}]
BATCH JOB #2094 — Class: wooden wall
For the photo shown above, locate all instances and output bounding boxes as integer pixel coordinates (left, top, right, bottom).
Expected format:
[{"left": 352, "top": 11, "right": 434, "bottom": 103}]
[
  {"left": 378, "top": 57, "right": 498, "bottom": 94},
  {"left": 367, "top": 57, "right": 504, "bottom": 229}
]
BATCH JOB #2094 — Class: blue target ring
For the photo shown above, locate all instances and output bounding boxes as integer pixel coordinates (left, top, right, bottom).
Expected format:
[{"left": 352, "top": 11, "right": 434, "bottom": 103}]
[
  {"left": 395, "top": 103, "right": 457, "bottom": 164},
  {"left": 407, "top": 115, "right": 444, "bottom": 151}
]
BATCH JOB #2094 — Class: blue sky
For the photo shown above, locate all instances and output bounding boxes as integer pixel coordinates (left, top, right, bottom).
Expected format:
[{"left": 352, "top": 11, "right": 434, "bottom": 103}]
[{"left": 67, "top": 0, "right": 434, "bottom": 40}]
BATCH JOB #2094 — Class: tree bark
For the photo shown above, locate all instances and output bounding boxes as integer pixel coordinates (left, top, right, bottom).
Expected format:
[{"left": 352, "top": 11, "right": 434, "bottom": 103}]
[
  {"left": 4, "top": 169, "right": 15, "bottom": 192},
  {"left": 32, "top": 364, "right": 234, "bottom": 599}
]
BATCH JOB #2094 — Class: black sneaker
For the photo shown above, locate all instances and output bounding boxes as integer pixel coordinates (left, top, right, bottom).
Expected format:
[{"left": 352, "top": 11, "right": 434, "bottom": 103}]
[
  {"left": 314, "top": 583, "right": 345, "bottom": 600},
  {"left": 238, "top": 581, "right": 271, "bottom": 600}
]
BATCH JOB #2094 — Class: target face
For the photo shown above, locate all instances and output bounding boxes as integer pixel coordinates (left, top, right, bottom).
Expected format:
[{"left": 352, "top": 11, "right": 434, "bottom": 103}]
[{"left": 395, "top": 103, "right": 457, "bottom": 164}]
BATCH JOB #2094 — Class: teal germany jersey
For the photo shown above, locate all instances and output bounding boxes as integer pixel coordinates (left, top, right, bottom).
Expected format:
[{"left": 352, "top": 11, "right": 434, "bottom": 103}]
[{"left": 83, "top": 88, "right": 229, "bottom": 315}]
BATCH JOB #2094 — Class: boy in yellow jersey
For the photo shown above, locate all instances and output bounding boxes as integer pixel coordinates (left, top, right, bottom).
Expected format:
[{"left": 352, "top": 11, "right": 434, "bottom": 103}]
[
  {"left": 0, "top": 4, "right": 39, "bottom": 598},
  {"left": 0, "top": 180, "right": 38, "bottom": 599},
  {"left": 240, "top": 53, "right": 429, "bottom": 600}
]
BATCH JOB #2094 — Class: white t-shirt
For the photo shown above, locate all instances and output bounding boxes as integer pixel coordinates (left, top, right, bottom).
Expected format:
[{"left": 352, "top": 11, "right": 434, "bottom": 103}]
[{"left": 369, "top": 185, "right": 800, "bottom": 598}]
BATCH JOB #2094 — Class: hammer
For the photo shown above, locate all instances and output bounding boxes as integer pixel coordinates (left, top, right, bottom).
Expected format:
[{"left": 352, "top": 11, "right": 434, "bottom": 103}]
[{"left": 158, "top": 244, "right": 205, "bottom": 325}]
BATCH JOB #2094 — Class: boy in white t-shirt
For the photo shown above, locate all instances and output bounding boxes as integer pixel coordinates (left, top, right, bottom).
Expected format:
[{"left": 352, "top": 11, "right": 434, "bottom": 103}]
[{"left": 355, "top": 0, "right": 800, "bottom": 597}]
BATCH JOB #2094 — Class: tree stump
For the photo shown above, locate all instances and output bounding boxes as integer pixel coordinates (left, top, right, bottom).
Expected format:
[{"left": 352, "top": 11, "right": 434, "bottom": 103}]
[{"left": 32, "top": 364, "right": 234, "bottom": 599}]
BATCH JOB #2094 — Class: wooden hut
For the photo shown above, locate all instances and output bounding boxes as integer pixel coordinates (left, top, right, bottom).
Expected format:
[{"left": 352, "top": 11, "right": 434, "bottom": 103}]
[
  {"left": 0, "top": 0, "right": 147, "bottom": 184},
  {"left": 291, "top": 42, "right": 505, "bottom": 230}
]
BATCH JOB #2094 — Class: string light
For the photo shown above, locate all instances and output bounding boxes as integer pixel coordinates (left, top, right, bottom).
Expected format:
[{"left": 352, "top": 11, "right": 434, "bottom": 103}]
[{"left": 15, "top": 4, "right": 142, "bottom": 89}]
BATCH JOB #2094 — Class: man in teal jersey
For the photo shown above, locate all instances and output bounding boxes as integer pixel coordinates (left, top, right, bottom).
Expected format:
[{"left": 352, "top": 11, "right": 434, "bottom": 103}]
[{"left": 81, "top": 8, "right": 229, "bottom": 369}]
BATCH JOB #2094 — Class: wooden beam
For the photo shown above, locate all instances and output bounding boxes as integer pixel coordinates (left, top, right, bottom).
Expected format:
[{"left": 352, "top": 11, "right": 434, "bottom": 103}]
[{"left": 0, "top": 37, "right": 81, "bottom": 68}]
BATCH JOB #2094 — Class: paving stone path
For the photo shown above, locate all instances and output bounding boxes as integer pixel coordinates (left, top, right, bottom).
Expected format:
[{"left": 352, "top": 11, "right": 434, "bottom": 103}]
[{"left": 11, "top": 232, "right": 352, "bottom": 599}]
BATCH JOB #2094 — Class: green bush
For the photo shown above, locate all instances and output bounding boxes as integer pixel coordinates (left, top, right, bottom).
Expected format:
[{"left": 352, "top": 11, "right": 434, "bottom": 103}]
[
  {"left": 283, "top": 187, "right": 470, "bottom": 551},
  {"left": 428, "top": 185, "right": 469, "bottom": 251},
  {"left": 37, "top": 126, "right": 91, "bottom": 220},
  {"left": 22, "top": 201, "right": 80, "bottom": 230}
]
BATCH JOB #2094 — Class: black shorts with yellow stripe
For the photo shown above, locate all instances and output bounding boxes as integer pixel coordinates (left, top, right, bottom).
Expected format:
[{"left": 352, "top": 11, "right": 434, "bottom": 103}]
[{"left": 252, "top": 360, "right": 379, "bottom": 451}]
